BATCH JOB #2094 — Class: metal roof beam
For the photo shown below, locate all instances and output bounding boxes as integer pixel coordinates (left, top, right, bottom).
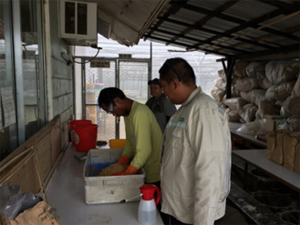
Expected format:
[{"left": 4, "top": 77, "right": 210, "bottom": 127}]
[
  {"left": 158, "top": 17, "right": 275, "bottom": 49},
  {"left": 219, "top": 9, "right": 300, "bottom": 42},
  {"left": 144, "top": 0, "right": 189, "bottom": 39},
  {"left": 259, "top": 0, "right": 299, "bottom": 14},
  {"left": 179, "top": 2, "right": 299, "bottom": 42},
  {"left": 237, "top": 43, "right": 300, "bottom": 60},
  {"left": 151, "top": 28, "right": 247, "bottom": 53},
  {"left": 143, "top": 34, "right": 230, "bottom": 57}
]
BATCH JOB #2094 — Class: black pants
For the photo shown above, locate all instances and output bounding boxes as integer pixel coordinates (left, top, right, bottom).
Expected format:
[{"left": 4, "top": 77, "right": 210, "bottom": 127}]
[
  {"left": 161, "top": 214, "right": 222, "bottom": 225},
  {"left": 164, "top": 214, "right": 192, "bottom": 225},
  {"left": 146, "top": 182, "right": 222, "bottom": 225}
]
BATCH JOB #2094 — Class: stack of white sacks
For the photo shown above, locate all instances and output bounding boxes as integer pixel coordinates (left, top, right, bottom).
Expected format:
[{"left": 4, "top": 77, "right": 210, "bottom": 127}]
[{"left": 211, "top": 60, "right": 300, "bottom": 132}]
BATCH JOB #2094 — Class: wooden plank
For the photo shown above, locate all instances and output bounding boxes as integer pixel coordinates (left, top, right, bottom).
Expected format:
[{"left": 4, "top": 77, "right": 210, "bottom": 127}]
[
  {"left": 0, "top": 116, "right": 62, "bottom": 194},
  {"left": 8, "top": 157, "right": 40, "bottom": 193},
  {"left": 51, "top": 120, "right": 62, "bottom": 166}
]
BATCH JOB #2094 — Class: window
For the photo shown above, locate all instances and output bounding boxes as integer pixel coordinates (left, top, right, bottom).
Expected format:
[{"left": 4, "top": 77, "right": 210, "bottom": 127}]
[{"left": 0, "top": 0, "right": 46, "bottom": 160}]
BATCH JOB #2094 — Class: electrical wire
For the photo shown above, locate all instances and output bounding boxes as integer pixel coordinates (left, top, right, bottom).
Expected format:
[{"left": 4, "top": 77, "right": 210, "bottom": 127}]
[{"left": 72, "top": 47, "right": 102, "bottom": 64}]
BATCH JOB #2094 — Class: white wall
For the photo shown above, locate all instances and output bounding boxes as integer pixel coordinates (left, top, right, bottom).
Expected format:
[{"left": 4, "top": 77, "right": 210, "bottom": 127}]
[{"left": 47, "top": 0, "right": 74, "bottom": 147}]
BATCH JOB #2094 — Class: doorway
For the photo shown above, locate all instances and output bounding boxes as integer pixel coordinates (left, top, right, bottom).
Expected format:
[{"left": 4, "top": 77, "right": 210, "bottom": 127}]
[{"left": 74, "top": 57, "right": 150, "bottom": 142}]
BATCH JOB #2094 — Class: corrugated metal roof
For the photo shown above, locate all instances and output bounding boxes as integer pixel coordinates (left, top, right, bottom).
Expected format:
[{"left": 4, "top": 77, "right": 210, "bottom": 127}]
[
  {"left": 143, "top": 0, "right": 300, "bottom": 60},
  {"left": 75, "top": 0, "right": 299, "bottom": 61}
]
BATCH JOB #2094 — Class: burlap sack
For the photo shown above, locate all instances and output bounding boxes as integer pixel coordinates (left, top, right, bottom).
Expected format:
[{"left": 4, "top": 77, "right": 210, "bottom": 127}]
[
  {"left": 240, "top": 89, "right": 266, "bottom": 106},
  {"left": 292, "top": 73, "right": 300, "bottom": 97},
  {"left": 234, "top": 77, "right": 259, "bottom": 92},
  {"left": 257, "top": 73, "right": 272, "bottom": 90},
  {"left": 223, "top": 97, "right": 248, "bottom": 111},
  {"left": 240, "top": 106, "right": 253, "bottom": 123},
  {"left": 6, "top": 201, "right": 60, "bottom": 225},
  {"left": 211, "top": 87, "right": 226, "bottom": 103},
  {"left": 281, "top": 96, "right": 300, "bottom": 118},
  {"left": 265, "top": 81, "right": 296, "bottom": 101},
  {"left": 246, "top": 61, "right": 266, "bottom": 78},
  {"left": 233, "top": 61, "right": 249, "bottom": 78},
  {"left": 286, "top": 118, "right": 300, "bottom": 132},
  {"left": 265, "top": 60, "right": 299, "bottom": 85},
  {"left": 231, "top": 86, "right": 241, "bottom": 97},
  {"left": 239, "top": 103, "right": 258, "bottom": 123},
  {"left": 214, "top": 78, "right": 226, "bottom": 91},
  {"left": 217, "top": 69, "right": 226, "bottom": 80},
  {"left": 257, "top": 99, "right": 280, "bottom": 119},
  {"left": 225, "top": 108, "right": 240, "bottom": 122},
  {"left": 255, "top": 110, "right": 262, "bottom": 120}
]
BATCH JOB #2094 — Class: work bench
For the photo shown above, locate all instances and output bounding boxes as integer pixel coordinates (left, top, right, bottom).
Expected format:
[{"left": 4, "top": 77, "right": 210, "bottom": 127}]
[
  {"left": 229, "top": 123, "right": 300, "bottom": 224},
  {"left": 232, "top": 149, "right": 300, "bottom": 193},
  {"left": 46, "top": 143, "right": 164, "bottom": 225},
  {"left": 229, "top": 150, "right": 300, "bottom": 225},
  {"left": 230, "top": 122, "right": 267, "bottom": 149}
]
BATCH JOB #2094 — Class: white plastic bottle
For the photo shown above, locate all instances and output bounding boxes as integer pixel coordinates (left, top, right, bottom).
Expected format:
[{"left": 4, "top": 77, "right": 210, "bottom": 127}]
[{"left": 138, "top": 198, "right": 157, "bottom": 225}]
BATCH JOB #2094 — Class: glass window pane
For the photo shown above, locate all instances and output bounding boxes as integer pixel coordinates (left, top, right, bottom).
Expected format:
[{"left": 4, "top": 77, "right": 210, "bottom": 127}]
[
  {"left": 77, "top": 3, "right": 87, "bottom": 35},
  {"left": 0, "top": 0, "right": 18, "bottom": 160},
  {"left": 21, "top": 0, "right": 45, "bottom": 140},
  {"left": 85, "top": 60, "right": 116, "bottom": 140},
  {"left": 65, "top": 2, "right": 75, "bottom": 34}
]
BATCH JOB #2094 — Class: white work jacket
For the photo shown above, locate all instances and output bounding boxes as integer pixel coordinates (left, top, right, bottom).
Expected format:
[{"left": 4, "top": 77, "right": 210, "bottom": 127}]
[{"left": 160, "top": 87, "right": 232, "bottom": 225}]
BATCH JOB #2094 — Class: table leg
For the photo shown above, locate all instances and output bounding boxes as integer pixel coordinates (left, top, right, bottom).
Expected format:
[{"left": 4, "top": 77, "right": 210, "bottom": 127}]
[{"left": 244, "top": 162, "right": 248, "bottom": 191}]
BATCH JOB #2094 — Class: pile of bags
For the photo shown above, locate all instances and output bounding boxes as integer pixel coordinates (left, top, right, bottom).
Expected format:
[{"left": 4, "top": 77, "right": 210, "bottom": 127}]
[{"left": 211, "top": 59, "right": 300, "bottom": 132}]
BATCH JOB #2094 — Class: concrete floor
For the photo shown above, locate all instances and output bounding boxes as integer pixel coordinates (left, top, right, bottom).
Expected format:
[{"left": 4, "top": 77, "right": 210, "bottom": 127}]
[{"left": 221, "top": 201, "right": 255, "bottom": 225}]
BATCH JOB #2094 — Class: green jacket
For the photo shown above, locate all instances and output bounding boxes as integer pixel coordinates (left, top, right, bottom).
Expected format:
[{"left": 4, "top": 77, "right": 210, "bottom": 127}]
[
  {"left": 123, "top": 101, "right": 163, "bottom": 183},
  {"left": 145, "top": 93, "right": 177, "bottom": 133}
]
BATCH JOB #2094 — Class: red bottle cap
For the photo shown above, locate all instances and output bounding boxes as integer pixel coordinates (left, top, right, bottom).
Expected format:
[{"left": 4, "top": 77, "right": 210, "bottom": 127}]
[{"left": 139, "top": 184, "right": 161, "bottom": 205}]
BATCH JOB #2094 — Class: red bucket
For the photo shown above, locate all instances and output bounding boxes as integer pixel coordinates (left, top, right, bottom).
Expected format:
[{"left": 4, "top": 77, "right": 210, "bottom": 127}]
[
  {"left": 73, "top": 124, "right": 98, "bottom": 152},
  {"left": 70, "top": 120, "right": 92, "bottom": 145}
]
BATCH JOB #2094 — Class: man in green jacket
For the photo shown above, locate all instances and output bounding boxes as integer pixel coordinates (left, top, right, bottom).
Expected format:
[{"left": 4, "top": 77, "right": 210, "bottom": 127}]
[{"left": 98, "top": 87, "right": 162, "bottom": 185}]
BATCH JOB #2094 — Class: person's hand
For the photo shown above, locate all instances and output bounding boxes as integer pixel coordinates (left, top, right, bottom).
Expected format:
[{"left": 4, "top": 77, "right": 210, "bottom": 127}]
[
  {"left": 118, "top": 155, "right": 131, "bottom": 165},
  {"left": 110, "top": 165, "right": 138, "bottom": 176}
]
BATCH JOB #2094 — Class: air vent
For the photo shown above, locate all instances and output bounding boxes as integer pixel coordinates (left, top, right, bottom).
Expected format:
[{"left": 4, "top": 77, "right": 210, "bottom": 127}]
[
  {"left": 60, "top": 0, "right": 97, "bottom": 40},
  {"left": 97, "top": 10, "right": 112, "bottom": 39}
]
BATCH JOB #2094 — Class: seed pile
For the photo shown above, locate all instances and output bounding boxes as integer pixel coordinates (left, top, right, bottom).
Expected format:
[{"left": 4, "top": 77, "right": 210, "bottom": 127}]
[{"left": 97, "top": 163, "right": 128, "bottom": 176}]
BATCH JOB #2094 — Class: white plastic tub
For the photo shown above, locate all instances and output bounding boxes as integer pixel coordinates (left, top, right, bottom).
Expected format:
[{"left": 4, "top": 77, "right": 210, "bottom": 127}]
[{"left": 83, "top": 148, "right": 145, "bottom": 204}]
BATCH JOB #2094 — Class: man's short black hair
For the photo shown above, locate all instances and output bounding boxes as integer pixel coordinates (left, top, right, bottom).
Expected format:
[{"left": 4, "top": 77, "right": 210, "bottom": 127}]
[
  {"left": 159, "top": 57, "right": 196, "bottom": 85},
  {"left": 98, "top": 87, "right": 126, "bottom": 108},
  {"left": 148, "top": 78, "right": 161, "bottom": 87}
]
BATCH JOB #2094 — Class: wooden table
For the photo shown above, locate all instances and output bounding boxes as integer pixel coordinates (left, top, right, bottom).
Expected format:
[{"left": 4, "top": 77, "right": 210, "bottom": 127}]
[
  {"left": 232, "top": 150, "right": 300, "bottom": 193},
  {"left": 46, "top": 144, "right": 164, "bottom": 225}
]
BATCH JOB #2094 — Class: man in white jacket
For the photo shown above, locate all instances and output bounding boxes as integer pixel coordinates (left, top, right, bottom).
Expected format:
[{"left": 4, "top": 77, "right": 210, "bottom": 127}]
[{"left": 159, "top": 58, "right": 231, "bottom": 225}]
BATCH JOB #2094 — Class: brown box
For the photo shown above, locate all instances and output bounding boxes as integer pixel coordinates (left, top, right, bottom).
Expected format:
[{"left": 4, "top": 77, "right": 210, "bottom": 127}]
[
  {"left": 267, "top": 130, "right": 300, "bottom": 174},
  {"left": 294, "top": 142, "right": 300, "bottom": 174},
  {"left": 283, "top": 133, "right": 298, "bottom": 170},
  {"left": 267, "top": 130, "right": 284, "bottom": 165}
]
